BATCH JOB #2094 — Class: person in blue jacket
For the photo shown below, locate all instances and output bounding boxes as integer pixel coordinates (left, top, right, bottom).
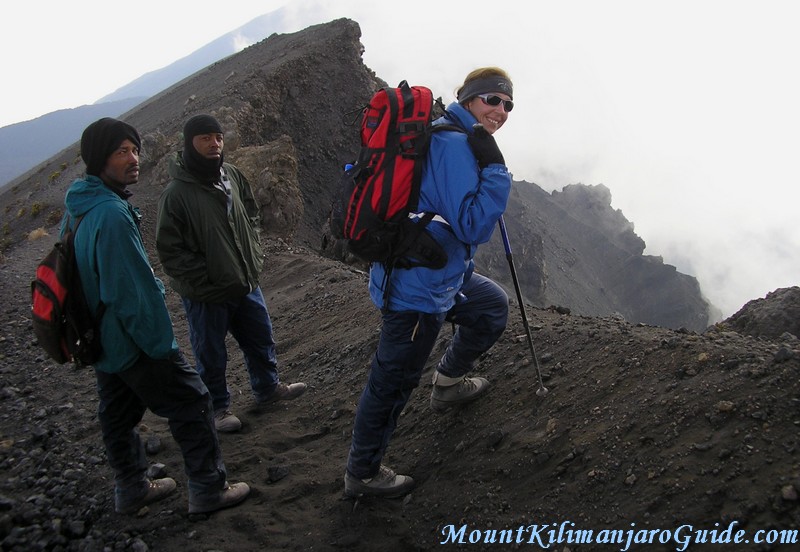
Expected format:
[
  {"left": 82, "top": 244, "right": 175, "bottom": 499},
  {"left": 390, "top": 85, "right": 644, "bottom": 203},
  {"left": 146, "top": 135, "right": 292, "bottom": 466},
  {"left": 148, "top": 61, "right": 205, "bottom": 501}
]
[
  {"left": 63, "top": 117, "right": 249, "bottom": 515},
  {"left": 345, "top": 67, "right": 514, "bottom": 498}
]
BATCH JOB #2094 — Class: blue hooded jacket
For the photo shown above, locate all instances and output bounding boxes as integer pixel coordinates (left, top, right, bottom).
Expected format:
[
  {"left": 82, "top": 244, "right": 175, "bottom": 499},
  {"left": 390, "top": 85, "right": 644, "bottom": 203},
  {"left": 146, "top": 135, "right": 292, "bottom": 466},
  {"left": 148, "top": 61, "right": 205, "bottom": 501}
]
[
  {"left": 369, "top": 102, "right": 512, "bottom": 312},
  {"left": 62, "top": 176, "right": 178, "bottom": 373}
]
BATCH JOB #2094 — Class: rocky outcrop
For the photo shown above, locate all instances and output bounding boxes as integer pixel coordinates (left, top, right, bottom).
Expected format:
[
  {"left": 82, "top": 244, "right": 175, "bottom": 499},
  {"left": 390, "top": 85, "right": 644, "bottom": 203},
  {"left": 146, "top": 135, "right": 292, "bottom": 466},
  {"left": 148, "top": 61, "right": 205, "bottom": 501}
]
[
  {"left": 227, "top": 137, "right": 303, "bottom": 241},
  {"left": 722, "top": 286, "right": 800, "bottom": 340},
  {"left": 476, "top": 183, "right": 712, "bottom": 331}
]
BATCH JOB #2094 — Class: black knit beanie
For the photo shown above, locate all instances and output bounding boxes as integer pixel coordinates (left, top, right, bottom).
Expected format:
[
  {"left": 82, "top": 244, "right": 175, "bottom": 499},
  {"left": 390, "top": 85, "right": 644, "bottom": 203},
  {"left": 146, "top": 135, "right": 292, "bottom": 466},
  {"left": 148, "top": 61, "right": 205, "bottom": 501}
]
[
  {"left": 181, "top": 114, "right": 224, "bottom": 180},
  {"left": 81, "top": 118, "right": 141, "bottom": 176}
]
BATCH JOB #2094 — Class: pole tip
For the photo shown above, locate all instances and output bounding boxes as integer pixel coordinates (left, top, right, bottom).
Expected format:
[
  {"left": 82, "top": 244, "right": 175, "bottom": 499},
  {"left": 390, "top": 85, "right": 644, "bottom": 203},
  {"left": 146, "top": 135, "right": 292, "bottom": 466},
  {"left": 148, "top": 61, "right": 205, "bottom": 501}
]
[{"left": 536, "top": 387, "right": 549, "bottom": 397}]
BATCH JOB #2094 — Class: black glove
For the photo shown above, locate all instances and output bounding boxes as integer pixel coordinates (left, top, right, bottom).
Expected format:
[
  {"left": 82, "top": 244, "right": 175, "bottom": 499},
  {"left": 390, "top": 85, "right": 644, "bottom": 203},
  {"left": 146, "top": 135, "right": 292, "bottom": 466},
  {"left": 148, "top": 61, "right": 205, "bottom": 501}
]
[{"left": 467, "top": 124, "right": 505, "bottom": 168}]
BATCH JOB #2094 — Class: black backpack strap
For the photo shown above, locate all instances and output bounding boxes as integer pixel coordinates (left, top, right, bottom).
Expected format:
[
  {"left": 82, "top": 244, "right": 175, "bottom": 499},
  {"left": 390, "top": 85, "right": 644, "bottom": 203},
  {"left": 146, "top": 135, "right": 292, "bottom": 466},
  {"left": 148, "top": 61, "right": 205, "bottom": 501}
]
[
  {"left": 68, "top": 211, "right": 106, "bottom": 325},
  {"left": 378, "top": 87, "right": 403, "bottom": 218},
  {"left": 380, "top": 263, "right": 395, "bottom": 308},
  {"left": 392, "top": 213, "right": 446, "bottom": 269},
  {"left": 396, "top": 122, "right": 465, "bottom": 270},
  {"left": 380, "top": 212, "right": 449, "bottom": 306}
]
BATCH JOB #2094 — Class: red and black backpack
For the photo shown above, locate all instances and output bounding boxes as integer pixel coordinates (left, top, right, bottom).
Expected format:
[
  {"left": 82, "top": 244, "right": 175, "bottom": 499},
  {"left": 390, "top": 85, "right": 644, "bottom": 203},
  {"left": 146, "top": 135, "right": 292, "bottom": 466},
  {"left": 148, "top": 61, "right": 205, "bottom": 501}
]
[
  {"left": 31, "top": 215, "right": 105, "bottom": 366},
  {"left": 332, "top": 80, "right": 461, "bottom": 270}
]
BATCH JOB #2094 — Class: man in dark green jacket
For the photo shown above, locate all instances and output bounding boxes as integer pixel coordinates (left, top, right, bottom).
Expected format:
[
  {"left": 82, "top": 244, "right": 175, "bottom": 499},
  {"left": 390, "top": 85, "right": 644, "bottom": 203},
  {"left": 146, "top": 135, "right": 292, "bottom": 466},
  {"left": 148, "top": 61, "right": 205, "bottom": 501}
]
[
  {"left": 156, "top": 114, "right": 306, "bottom": 433},
  {"left": 67, "top": 117, "right": 250, "bottom": 515}
]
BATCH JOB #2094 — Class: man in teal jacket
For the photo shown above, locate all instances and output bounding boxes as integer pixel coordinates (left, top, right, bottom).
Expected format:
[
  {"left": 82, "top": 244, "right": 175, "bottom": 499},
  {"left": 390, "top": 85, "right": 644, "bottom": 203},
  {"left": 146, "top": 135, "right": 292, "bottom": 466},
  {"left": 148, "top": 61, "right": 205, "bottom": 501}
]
[
  {"left": 65, "top": 117, "right": 249, "bottom": 515},
  {"left": 156, "top": 114, "right": 306, "bottom": 434}
]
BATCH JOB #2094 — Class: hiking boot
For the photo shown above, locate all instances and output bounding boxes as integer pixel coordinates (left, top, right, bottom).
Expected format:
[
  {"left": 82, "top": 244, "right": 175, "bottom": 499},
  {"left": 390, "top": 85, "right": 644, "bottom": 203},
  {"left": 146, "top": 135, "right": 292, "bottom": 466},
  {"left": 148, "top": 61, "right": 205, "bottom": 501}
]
[
  {"left": 430, "top": 372, "right": 490, "bottom": 412},
  {"left": 214, "top": 410, "right": 242, "bottom": 433},
  {"left": 257, "top": 382, "right": 307, "bottom": 405},
  {"left": 188, "top": 481, "right": 251, "bottom": 514},
  {"left": 115, "top": 477, "right": 177, "bottom": 515},
  {"left": 344, "top": 465, "right": 415, "bottom": 498}
]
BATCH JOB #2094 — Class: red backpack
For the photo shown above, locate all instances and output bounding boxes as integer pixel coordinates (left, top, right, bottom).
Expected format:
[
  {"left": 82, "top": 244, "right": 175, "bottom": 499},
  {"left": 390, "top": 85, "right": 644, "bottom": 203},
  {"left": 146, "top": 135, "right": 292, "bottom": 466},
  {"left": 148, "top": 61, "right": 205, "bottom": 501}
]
[
  {"left": 332, "top": 80, "right": 460, "bottom": 269},
  {"left": 31, "top": 215, "right": 105, "bottom": 366}
]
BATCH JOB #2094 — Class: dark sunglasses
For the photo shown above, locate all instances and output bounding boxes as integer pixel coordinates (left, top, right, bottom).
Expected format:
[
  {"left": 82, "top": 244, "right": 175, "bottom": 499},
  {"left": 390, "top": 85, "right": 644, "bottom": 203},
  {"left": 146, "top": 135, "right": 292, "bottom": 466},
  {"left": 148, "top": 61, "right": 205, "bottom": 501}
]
[{"left": 477, "top": 93, "right": 514, "bottom": 112}]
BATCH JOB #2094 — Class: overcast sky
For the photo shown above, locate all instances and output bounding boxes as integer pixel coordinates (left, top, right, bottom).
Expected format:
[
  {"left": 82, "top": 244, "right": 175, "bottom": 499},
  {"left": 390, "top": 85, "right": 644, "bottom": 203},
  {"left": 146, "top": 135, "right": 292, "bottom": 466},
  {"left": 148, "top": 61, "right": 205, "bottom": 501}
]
[{"left": 3, "top": 0, "right": 798, "bottom": 319}]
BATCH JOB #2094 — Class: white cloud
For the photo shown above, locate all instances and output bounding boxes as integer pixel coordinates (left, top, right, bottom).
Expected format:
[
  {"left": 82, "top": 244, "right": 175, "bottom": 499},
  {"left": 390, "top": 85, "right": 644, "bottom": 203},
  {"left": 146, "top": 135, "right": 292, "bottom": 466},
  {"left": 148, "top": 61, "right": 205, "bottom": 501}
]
[{"left": 231, "top": 32, "right": 254, "bottom": 53}]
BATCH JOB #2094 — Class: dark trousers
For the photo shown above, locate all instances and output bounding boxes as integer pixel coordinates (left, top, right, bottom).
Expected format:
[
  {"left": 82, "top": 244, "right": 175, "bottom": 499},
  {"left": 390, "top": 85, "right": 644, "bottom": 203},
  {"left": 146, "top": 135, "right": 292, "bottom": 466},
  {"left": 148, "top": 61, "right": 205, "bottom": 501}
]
[
  {"left": 95, "top": 350, "right": 226, "bottom": 505},
  {"left": 347, "top": 273, "right": 508, "bottom": 479},
  {"left": 182, "top": 287, "right": 280, "bottom": 411}
]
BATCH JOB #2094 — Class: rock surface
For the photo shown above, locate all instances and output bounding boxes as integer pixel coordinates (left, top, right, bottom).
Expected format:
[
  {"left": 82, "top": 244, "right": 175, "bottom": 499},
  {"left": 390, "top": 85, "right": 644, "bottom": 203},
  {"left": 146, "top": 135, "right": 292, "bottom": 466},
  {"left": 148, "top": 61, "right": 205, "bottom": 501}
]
[{"left": 1, "top": 236, "right": 799, "bottom": 551}]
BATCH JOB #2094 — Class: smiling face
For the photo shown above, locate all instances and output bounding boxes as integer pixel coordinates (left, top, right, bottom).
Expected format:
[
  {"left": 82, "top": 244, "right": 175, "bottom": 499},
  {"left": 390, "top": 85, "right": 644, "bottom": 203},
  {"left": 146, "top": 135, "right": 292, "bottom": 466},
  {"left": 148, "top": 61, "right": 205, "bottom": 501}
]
[
  {"left": 466, "top": 92, "right": 512, "bottom": 135},
  {"left": 99, "top": 138, "right": 139, "bottom": 190}
]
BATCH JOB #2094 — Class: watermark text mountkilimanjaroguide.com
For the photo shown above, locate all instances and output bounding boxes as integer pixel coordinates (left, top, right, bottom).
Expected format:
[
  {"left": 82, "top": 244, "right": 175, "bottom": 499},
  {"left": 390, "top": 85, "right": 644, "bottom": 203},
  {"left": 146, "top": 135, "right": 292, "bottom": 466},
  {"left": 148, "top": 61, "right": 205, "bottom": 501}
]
[{"left": 440, "top": 521, "right": 798, "bottom": 550}]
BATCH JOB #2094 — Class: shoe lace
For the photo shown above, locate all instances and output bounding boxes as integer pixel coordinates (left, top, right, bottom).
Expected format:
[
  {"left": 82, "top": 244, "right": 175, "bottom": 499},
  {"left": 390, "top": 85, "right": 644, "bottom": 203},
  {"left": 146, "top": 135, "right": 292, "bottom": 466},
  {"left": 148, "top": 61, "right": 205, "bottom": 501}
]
[
  {"left": 458, "top": 377, "right": 478, "bottom": 393},
  {"left": 372, "top": 465, "right": 396, "bottom": 483}
]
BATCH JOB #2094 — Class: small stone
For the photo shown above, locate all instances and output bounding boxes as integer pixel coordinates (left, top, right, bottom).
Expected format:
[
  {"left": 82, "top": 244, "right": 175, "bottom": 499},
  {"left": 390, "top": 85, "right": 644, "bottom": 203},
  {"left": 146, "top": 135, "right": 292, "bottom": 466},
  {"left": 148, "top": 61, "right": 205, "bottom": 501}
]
[
  {"left": 781, "top": 485, "right": 798, "bottom": 501},
  {"left": 715, "top": 401, "right": 735, "bottom": 412},
  {"left": 267, "top": 466, "right": 290, "bottom": 483},
  {"left": 131, "top": 537, "right": 149, "bottom": 552}
]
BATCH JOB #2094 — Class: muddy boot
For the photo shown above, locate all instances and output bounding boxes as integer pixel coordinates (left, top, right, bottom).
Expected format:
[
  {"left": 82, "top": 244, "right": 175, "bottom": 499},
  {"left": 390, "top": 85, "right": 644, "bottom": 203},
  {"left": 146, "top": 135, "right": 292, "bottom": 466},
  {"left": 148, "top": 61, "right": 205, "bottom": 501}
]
[
  {"left": 255, "top": 382, "right": 308, "bottom": 406},
  {"left": 213, "top": 409, "right": 242, "bottom": 433},
  {"left": 344, "top": 465, "right": 415, "bottom": 498},
  {"left": 430, "top": 372, "right": 490, "bottom": 412},
  {"left": 188, "top": 481, "right": 250, "bottom": 514},
  {"left": 115, "top": 477, "right": 177, "bottom": 515}
]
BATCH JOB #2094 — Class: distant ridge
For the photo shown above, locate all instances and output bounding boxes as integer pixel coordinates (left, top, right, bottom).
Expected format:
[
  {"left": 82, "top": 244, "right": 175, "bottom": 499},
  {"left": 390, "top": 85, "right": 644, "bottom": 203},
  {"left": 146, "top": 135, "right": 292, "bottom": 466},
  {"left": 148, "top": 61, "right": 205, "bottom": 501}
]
[
  {"left": 0, "top": 98, "right": 144, "bottom": 187},
  {"left": 0, "top": 9, "right": 287, "bottom": 189},
  {"left": 95, "top": 11, "right": 288, "bottom": 104}
]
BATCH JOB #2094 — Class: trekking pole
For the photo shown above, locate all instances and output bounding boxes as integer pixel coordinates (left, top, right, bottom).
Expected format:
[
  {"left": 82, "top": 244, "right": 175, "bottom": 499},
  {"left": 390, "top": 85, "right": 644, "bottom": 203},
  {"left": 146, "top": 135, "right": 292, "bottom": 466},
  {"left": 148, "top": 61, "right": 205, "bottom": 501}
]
[{"left": 498, "top": 216, "right": 549, "bottom": 397}]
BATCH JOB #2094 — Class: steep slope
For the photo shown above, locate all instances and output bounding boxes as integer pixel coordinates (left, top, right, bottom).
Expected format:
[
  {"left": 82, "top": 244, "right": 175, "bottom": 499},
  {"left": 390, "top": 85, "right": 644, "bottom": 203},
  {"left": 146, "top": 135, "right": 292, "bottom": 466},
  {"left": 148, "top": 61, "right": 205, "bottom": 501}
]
[{"left": 0, "top": 235, "right": 798, "bottom": 551}]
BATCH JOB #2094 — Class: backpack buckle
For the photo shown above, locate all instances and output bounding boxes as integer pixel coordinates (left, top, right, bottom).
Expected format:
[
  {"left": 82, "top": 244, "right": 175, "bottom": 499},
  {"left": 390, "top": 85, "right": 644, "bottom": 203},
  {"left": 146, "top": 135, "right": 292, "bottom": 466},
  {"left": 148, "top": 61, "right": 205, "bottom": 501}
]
[{"left": 397, "top": 122, "right": 424, "bottom": 134}]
